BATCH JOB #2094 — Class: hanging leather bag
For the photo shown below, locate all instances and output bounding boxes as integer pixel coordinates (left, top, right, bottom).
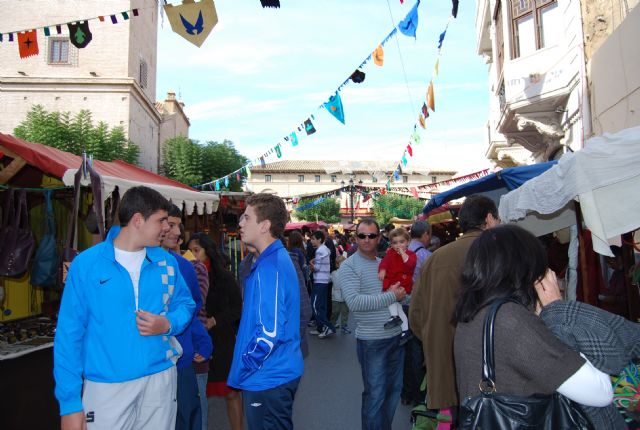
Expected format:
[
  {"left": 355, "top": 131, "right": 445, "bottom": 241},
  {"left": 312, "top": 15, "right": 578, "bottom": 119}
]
[
  {"left": 31, "top": 190, "right": 60, "bottom": 287},
  {"left": 60, "top": 161, "right": 105, "bottom": 285},
  {"left": 0, "top": 189, "right": 36, "bottom": 277},
  {"left": 458, "top": 297, "right": 595, "bottom": 430}
]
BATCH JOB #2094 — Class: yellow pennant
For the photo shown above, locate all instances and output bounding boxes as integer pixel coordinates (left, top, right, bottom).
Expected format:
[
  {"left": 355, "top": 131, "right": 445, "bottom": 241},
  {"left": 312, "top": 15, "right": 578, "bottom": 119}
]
[
  {"left": 434, "top": 59, "right": 440, "bottom": 78},
  {"left": 246, "top": 166, "right": 252, "bottom": 179},
  {"left": 427, "top": 81, "right": 435, "bottom": 112},
  {"left": 373, "top": 45, "right": 384, "bottom": 67},
  {"left": 418, "top": 114, "right": 426, "bottom": 129},
  {"left": 164, "top": 0, "right": 218, "bottom": 47}
]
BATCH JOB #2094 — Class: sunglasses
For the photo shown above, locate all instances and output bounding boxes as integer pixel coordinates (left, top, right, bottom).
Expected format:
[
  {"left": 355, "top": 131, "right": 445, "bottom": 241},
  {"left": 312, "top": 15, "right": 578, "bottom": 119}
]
[{"left": 357, "top": 233, "right": 379, "bottom": 240}]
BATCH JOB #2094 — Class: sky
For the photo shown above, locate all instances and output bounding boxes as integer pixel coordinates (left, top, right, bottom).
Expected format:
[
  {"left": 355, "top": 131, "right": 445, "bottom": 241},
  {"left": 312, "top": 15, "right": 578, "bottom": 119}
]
[{"left": 156, "top": 0, "right": 491, "bottom": 179}]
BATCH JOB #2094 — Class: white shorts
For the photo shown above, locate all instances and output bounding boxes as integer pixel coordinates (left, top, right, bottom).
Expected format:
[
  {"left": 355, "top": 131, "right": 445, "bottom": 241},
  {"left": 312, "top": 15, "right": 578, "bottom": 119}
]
[{"left": 82, "top": 366, "right": 177, "bottom": 430}]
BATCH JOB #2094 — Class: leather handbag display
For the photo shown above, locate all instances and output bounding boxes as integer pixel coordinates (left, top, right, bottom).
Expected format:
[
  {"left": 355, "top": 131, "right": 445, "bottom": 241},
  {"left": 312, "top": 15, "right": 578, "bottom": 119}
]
[
  {"left": 458, "top": 297, "right": 595, "bottom": 430},
  {"left": 30, "top": 190, "right": 60, "bottom": 287},
  {"left": 60, "top": 160, "right": 105, "bottom": 285},
  {"left": 0, "top": 189, "right": 36, "bottom": 277}
]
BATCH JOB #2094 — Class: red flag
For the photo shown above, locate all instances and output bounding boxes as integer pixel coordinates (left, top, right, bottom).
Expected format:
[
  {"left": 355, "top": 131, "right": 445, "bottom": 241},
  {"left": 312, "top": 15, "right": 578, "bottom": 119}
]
[
  {"left": 406, "top": 144, "right": 413, "bottom": 156},
  {"left": 410, "top": 187, "right": 419, "bottom": 199},
  {"left": 18, "top": 30, "right": 39, "bottom": 58}
]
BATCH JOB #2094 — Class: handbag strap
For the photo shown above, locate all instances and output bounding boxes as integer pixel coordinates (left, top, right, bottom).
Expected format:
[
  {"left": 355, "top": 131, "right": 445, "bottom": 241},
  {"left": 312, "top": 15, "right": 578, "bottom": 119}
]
[
  {"left": 64, "top": 161, "right": 106, "bottom": 250},
  {"left": 17, "top": 189, "right": 29, "bottom": 229},
  {"left": 480, "top": 297, "right": 521, "bottom": 393}
]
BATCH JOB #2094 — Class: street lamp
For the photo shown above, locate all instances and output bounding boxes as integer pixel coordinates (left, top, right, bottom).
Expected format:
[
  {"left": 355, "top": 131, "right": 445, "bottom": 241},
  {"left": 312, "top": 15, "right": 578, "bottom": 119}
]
[{"left": 341, "top": 176, "right": 363, "bottom": 223}]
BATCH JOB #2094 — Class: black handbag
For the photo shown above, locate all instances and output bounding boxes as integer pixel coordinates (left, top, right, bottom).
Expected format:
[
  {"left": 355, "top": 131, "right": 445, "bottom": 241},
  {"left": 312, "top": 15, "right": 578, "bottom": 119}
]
[
  {"left": 458, "top": 297, "right": 595, "bottom": 430},
  {"left": 0, "top": 189, "right": 36, "bottom": 277}
]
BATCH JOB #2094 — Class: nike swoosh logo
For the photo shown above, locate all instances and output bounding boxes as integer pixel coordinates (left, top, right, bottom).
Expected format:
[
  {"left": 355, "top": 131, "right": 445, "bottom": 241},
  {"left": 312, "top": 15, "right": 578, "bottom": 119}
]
[{"left": 99, "top": 278, "right": 111, "bottom": 284}]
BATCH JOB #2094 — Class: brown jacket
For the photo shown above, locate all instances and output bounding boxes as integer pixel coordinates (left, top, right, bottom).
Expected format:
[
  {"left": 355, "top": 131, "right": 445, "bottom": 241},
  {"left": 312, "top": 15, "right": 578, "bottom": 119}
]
[{"left": 409, "top": 229, "right": 482, "bottom": 409}]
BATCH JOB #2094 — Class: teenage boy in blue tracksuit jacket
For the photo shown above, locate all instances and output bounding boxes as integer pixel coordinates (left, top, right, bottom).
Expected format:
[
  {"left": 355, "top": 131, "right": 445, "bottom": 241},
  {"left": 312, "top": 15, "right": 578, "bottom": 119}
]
[
  {"left": 54, "top": 187, "right": 195, "bottom": 430},
  {"left": 163, "top": 204, "right": 213, "bottom": 430},
  {"left": 228, "top": 193, "right": 303, "bottom": 430}
]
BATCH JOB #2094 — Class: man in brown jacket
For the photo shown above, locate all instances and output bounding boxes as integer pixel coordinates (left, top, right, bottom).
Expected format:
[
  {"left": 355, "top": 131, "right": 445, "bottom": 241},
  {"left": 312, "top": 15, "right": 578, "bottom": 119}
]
[{"left": 408, "top": 195, "right": 499, "bottom": 416}]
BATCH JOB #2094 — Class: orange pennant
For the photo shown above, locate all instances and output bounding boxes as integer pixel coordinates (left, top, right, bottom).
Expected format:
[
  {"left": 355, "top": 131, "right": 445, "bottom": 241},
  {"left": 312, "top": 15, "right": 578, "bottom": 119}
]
[
  {"left": 418, "top": 114, "right": 426, "bottom": 129},
  {"left": 427, "top": 81, "right": 435, "bottom": 112},
  {"left": 18, "top": 30, "right": 39, "bottom": 59},
  {"left": 373, "top": 45, "right": 384, "bottom": 67}
]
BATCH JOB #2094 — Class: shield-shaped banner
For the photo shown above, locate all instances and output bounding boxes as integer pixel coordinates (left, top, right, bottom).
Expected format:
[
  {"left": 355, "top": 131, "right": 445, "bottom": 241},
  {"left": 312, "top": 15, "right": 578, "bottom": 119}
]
[
  {"left": 67, "top": 21, "right": 92, "bottom": 49},
  {"left": 164, "top": 0, "right": 218, "bottom": 47}
]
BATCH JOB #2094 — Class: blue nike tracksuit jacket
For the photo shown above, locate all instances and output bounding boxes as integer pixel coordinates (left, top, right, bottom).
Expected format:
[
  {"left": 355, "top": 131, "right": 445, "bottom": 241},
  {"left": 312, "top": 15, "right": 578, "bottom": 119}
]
[
  {"left": 54, "top": 226, "right": 195, "bottom": 415},
  {"left": 227, "top": 240, "right": 303, "bottom": 391}
]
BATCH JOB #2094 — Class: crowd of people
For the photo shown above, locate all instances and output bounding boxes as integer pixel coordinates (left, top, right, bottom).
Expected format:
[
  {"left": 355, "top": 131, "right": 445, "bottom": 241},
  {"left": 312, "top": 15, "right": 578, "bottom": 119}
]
[{"left": 52, "top": 187, "right": 639, "bottom": 430}]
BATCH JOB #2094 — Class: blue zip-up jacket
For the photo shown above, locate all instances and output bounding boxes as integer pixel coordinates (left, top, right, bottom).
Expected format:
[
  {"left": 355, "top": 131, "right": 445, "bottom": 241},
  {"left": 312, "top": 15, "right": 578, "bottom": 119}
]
[
  {"left": 227, "top": 240, "right": 303, "bottom": 391},
  {"left": 172, "top": 250, "right": 213, "bottom": 370},
  {"left": 54, "top": 226, "right": 195, "bottom": 415}
]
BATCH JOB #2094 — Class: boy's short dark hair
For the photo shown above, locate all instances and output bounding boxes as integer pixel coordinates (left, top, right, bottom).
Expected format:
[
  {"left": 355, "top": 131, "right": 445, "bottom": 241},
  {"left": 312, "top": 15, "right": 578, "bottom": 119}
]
[
  {"left": 458, "top": 194, "right": 498, "bottom": 233},
  {"left": 246, "top": 193, "right": 289, "bottom": 239},
  {"left": 118, "top": 186, "right": 171, "bottom": 226},
  {"left": 167, "top": 203, "right": 182, "bottom": 218},
  {"left": 312, "top": 231, "right": 325, "bottom": 241}
]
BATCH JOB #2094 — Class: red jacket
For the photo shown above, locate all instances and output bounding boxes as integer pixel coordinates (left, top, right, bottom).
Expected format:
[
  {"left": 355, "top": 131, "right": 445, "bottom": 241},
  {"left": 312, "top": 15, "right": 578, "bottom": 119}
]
[{"left": 379, "top": 248, "right": 417, "bottom": 293}]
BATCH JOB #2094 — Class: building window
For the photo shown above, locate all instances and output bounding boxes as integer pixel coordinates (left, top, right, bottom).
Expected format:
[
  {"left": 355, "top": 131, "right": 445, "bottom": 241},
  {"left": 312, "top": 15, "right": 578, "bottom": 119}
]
[
  {"left": 511, "top": 0, "right": 558, "bottom": 59},
  {"left": 314, "top": 175, "right": 321, "bottom": 182},
  {"left": 402, "top": 175, "right": 409, "bottom": 183},
  {"left": 48, "top": 38, "right": 69, "bottom": 64},
  {"left": 494, "top": 0, "right": 504, "bottom": 79},
  {"left": 372, "top": 176, "right": 378, "bottom": 183},
  {"left": 331, "top": 174, "right": 337, "bottom": 183},
  {"left": 265, "top": 175, "right": 272, "bottom": 182},
  {"left": 431, "top": 176, "right": 437, "bottom": 183},
  {"left": 298, "top": 175, "right": 304, "bottom": 182},
  {"left": 139, "top": 58, "right": 148, "bottom": 88}
]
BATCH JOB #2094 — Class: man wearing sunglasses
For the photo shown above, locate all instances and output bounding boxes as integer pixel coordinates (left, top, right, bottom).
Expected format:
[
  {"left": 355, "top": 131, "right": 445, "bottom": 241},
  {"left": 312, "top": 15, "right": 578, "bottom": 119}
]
[{"left": 338, "top": 219, "right": 407, "bottom": 430}]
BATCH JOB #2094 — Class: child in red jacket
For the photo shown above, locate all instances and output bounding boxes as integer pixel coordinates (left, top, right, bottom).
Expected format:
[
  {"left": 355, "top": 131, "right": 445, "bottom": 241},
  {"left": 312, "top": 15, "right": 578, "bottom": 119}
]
[{"left": 378, "top": 228, "right": 416, "bottom": 343}]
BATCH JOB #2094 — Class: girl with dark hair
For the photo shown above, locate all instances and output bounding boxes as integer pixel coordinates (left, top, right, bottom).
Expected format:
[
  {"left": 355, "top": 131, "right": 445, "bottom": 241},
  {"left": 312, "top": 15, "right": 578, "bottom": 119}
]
[
  {"left": 187, "top": 232, "right": 243, "bottom": 430},
  {"left": 453, "top": 225, "right": 613, "bottom": 424},
  {"left": 287, "top": 231, "right": 307, "bottom": 272}
]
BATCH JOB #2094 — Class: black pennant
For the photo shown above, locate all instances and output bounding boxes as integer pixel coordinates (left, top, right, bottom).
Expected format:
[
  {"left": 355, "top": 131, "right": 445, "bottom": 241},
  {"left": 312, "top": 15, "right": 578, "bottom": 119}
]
[{"left": 67, "top": 21, "right": 93, "bottom": 48}]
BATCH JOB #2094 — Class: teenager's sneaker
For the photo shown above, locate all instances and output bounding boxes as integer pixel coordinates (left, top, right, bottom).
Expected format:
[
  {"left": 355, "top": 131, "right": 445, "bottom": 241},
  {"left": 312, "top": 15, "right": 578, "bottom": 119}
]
[
  {"left": 384, "top": 316, "right": 402, "bottom": 329},
  {"left": 309, "top": 328, "right": 321, "bottom": 335},
  {"left": 318, "top": 327, "right": 335, "bottom": 339},
  {"left": 398, "top": 330, "right": 413, "bottom": 346},
  {"left": 307, "top": 320, "right": 316, "bottom": 327},
  {"left": 341, "top": 326, "right": 351, "bottom": 334}
]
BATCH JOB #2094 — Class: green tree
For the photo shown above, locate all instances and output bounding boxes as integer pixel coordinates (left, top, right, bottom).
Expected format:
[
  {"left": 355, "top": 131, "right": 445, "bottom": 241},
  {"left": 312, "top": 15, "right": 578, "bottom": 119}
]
[
  {"left": 296, "top": 197, "right": 341, "bottom": 223},
  {"left": 161, "top": 138, "right": 248, "bottom": 189},
  {"left": 14, "top": 105, "right": 140, "bottom": 164},
  {"left": 372, "top": 194, "right": 425, "bottom": 226}
]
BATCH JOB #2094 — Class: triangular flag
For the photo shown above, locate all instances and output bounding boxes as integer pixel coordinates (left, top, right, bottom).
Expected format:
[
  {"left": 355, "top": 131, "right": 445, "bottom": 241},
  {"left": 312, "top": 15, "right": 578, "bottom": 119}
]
[
  {"left": 406, "top": 144, "right": 413, "bottom": 156},
  {"left": 290, "top": 132, "right": 299, "bottom": 146},
  {"left": 434, "top": 58, "right": 440, "bottom": 77},
  {"left": 323, "top": 91, "right": 345, "bottom": 124},
  {"left": 246, "top": 166, "right": 252, "bottom": 179},
  {"left": 438, "top": 29, "right": 447, "bottom": 49},
  {"left": 215, "top": 181, "right": 220, "bottom": 191},
  {"left": 68, "top": 22, "right": 93, "bottom": 48},
  {"left": 0, "top": 34, "right": 3, "bottom": 42},
  {"left": 418, "top": 114, "right": 426, "bottom": 129},
  {"left": 224, "top": 176, "right": 229, "bottom": 187},
  {"left": 427, "top": 81, "right": 435, "bottom": 111},
  {"left": 410, "top": 187, "right": 419, "bottom": 199},
  {"left": 236, "top": 172, "right": 241, "bottom": 181},
  {"left": 310, "top": 114, "right": 315, "bottom": 120},
  {"left": 398, "top": 0, "right": 420, "bottom": 38},
  {"left": 351, "top": 69, "right": 366, "bottom": 84},
  {"left": 260, "top": 157, "right": 266, "bottom": 167},
  {"left": 275, "top": 145, "right": 282, "bottom": 158},
  {"left": 17, "top": 30, "right": 39, "bottom": 59},
  {"left": 43, "top": 27, "right": 50, "bottom": 37},
  {"left": 452, "top": 0, "right": 459, "bottom": 18},
  {"left": 412, "top": 130, "right": 421, "bottom": 145},
  {"left": 421, "top": 103, "right": 429, "bottom": 118},
  {"left": 284, "top": 135, "right": 289, "bottom": 141},
  {"left": 373, "top": 45, "right": 384, "bottom": 66},
  {"left": 260, "top": 0, "right": 281, "bottom": 7},
  {"left": 304, "top": 119, "right": 316, "bottom": 135},
  {"left": 402, "top": 155, "right": 408, "bottom": 166}
]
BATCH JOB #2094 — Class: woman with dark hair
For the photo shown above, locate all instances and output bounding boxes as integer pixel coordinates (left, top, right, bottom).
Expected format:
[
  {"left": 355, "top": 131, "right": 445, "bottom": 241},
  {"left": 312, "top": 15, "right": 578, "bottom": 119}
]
[
  {"left": 287, "top": 230, "right": 307, "bottom": 272},
  {"left": 187, "top": 232, "right": 243, "bottom": 430},
  {"left": 453, "top": 225, "right": 613, "bottom": 425}
]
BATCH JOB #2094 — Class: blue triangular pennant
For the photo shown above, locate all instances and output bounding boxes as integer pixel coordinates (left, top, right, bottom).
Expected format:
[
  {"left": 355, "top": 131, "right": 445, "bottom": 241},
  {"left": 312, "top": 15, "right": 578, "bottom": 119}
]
[
  {"left": 399, "top": 0, "right": 421, "bottom": 38},
  {"left": 323, "top": 92, "right": 345, "bottom": 124}
]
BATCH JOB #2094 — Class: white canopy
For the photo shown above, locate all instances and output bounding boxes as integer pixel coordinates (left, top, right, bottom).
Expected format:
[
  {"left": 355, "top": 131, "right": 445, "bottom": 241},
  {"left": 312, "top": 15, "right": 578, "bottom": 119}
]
[{"left": 499, "top": 126, "right": 640, "bottom": 256}]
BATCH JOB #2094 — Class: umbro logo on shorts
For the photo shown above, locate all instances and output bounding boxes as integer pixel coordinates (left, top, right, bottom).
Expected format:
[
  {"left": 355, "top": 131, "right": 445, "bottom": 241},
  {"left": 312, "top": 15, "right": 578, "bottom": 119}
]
[{"left": 86, "top": 411, "right": 95, "bottom": 423}]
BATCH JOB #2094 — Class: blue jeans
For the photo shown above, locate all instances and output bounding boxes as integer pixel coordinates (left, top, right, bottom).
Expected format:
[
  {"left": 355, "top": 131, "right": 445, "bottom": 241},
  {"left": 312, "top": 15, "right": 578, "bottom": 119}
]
[
  {"left": 242, "top": 377, "right": 300, "bottom": 430},
  {"left": 312, "top": 283, "right": 335, "bottom": 331},
  {"left": 176, "top": 365, "right": 202, "bottom": 430},
  {"left": 356, "top": 335, "right": 405, "bottom": 430},
  {"left": 196, "top": 371, "right": 208, "bottom": 430}
]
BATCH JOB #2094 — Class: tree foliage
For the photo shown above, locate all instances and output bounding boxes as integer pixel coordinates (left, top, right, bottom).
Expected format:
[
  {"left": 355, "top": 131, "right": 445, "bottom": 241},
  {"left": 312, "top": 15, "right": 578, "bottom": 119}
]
[
  {"left": 14, "top": 105, "right": 140, "bottom": 164},
  {"left": 161, "top": 137, "right": 248, "bottom": 189},
  {"left": 295, "top": 197, "right": 341, "bottom": 223},
  {"left": 372, "top": 194, "right": 425, "bottom": 226}
]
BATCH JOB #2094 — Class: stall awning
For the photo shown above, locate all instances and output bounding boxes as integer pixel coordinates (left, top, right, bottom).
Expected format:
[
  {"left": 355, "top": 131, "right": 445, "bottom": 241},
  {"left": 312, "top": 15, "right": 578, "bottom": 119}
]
[
  {"left": 499, "top": 125, "right": 640, "bottom": 256},
  {"left": 421, "top": 162, "right": 557, "bottom": 214},
  {"left": 0, "top": 133, "right": 218, "bottom": 214}
]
